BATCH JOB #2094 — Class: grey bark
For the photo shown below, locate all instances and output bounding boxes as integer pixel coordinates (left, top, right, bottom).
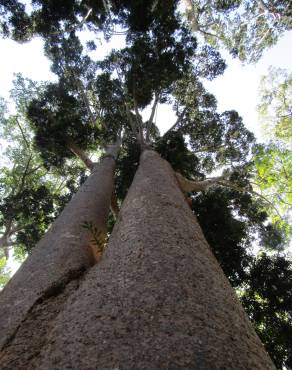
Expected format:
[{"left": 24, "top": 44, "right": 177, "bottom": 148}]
[
  {"left": 0, "top": 155, "right": 116, "bottom": 356},
  {"left": 8, "top": 149, "right": 276, "bottom": 370}
]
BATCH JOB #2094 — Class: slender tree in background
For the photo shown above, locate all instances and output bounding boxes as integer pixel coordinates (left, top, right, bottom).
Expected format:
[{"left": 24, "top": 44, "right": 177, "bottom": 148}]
[
  {"left": 0, "top": 0, "right": 291, "bottom": 368},
  {"left": 252, "top": 67, "right": 292, "bottom": 242},
  {"left": 257, "top": 66, "right": 292, "bottom": 140},
  {"left": 0, "top": 96, "right": 58, "bottom": 271},
  {"left": 252, "top": 143, "right": 291, "bottom": 227}
]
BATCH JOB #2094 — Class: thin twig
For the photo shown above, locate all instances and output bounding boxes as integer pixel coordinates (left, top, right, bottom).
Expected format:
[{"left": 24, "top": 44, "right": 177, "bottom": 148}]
[
  {"left": 26, "top": 164, "right": 44, "bottom": 176},
  {"left": 17, "top": 154, "right": 33, "bottom": 194},
  {"left": 15, "top": 117, "right": 30, "bottom": 149},
  {"left": 50, "top": 6, "right": 93, "bottom": 35},
  {"left": 199, "top": 29, "right": 221, "bottom": 39},
  {"left": 133, "top": 95, "right": 144, "bottom": 145},
  {"left": 161, "top": 108, "right": 187, "bottom": 138}
]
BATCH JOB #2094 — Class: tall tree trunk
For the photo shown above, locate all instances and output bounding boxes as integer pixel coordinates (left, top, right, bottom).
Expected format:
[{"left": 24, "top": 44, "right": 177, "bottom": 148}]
[
  {"left": 0, "top": 155, "right": 116, "bottom": 357},
  {"left": 4, "top": 150, "right": 275, "bottom": 369}
]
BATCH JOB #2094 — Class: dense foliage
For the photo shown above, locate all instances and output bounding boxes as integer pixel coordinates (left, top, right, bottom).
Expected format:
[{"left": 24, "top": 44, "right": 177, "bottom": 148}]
[{"left": 0, "top": 85, "right": 88, "bottom": 263}]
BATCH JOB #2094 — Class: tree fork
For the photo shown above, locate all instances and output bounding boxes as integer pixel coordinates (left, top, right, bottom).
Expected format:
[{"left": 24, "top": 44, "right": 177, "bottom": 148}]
[
  {"left": 28, "top": 150, "right": 276, "bottom": 370},
  {"left": 0, "top": 155, "right": 116, "bottom": 352}
]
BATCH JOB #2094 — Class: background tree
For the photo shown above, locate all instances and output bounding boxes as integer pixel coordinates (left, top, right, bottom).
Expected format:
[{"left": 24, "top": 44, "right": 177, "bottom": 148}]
[
  {"left": 242, "top": 252, "right": 292, "bottom": 369},
  {"left": 252, "top": 143, "right": 291, "bottom": 230},
  {"left": 182, "top": 0, "right": 292, "bottom": 63},
  {"left": 257, "top": 66, "right": 292, "bottom": 141},
  {"left": 0, "top": 95, "right": 57, "bottom": 257},
  {"left": 250, "top": 67, "right": 292, "bottom": 248}
]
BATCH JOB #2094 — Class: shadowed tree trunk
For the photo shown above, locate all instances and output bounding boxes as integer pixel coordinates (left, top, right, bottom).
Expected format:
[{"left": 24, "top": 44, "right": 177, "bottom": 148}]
[
  {"left": 2, "top": 150, "right": 276, "bottom": 369},
  {"left": 0, "top": 153, "right": 117, "bottom": 357}
]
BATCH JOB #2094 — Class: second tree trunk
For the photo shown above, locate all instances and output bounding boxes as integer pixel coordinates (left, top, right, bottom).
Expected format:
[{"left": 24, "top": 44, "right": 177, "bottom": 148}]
[{"left": 0, "top": 155, "right": 116, "bottom": 366}]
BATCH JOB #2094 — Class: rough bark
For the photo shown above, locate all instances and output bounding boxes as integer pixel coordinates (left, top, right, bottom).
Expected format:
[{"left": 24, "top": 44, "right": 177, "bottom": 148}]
[
  {"left": 14, "top": 149, "right": 276, "bottom": 370},
  {"left": 0, "top": 155, "right": 116, "bottom": 358}
]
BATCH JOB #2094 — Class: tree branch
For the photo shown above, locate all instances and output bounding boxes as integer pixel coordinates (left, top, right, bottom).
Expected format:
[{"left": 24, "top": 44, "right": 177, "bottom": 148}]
[
  {"left": 104, "top": 136, "right": 123, "bottom": 217},
  {"left": 161, "top": 108, "right": 187, "bottom": 138},
  {"left": 18, "top": 153, "right": 33, "bottom": 194},
  {"left": 183, "top": 0, "right": 199, "bottom": 31},
  {"left": 193, "top": 144, "right": 225, "bottom": 153},
  {"left": 51, "top": 6, "right": 93, "bottom": 35},
  {"left": 15, "top": 117, "right": 30, "bottom": 149},
  {"left": 175, "top": 172, "right": 284, "bottom": 219},
  {"left": 175, "top": 172, "right": 224, "bottom": 193},
  {"left": 125, "top": 103, "right": 140, "bottom": 141},
  {"left": 113, "top": 68, "right": 140, "bottom": 142},
  {"left": 199, "top": 29, "right": 220, "bottom": 39},
  {"left": 71, "top": 72, "right": 96, "bottom": 127},
  {"left": 104, "top": 135, "right": 122, "bottom": 160},
  {"left": 26, "top": 164, "right": 43, "bottom": 176},
  {"left": 66, "top": 139, "right": 95, "bottom": 171},
  {"left": 80, "top": 6, "right": 93, "bottom": 25},
  {"left": 146, "top": 93, "right": 159, "bottom": 142},
  {"left": 133, "top": 94, "right": 144, "bottom": 147},
  {"left": 217, "top": 179, "right": 283, "bottom": 219}
]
